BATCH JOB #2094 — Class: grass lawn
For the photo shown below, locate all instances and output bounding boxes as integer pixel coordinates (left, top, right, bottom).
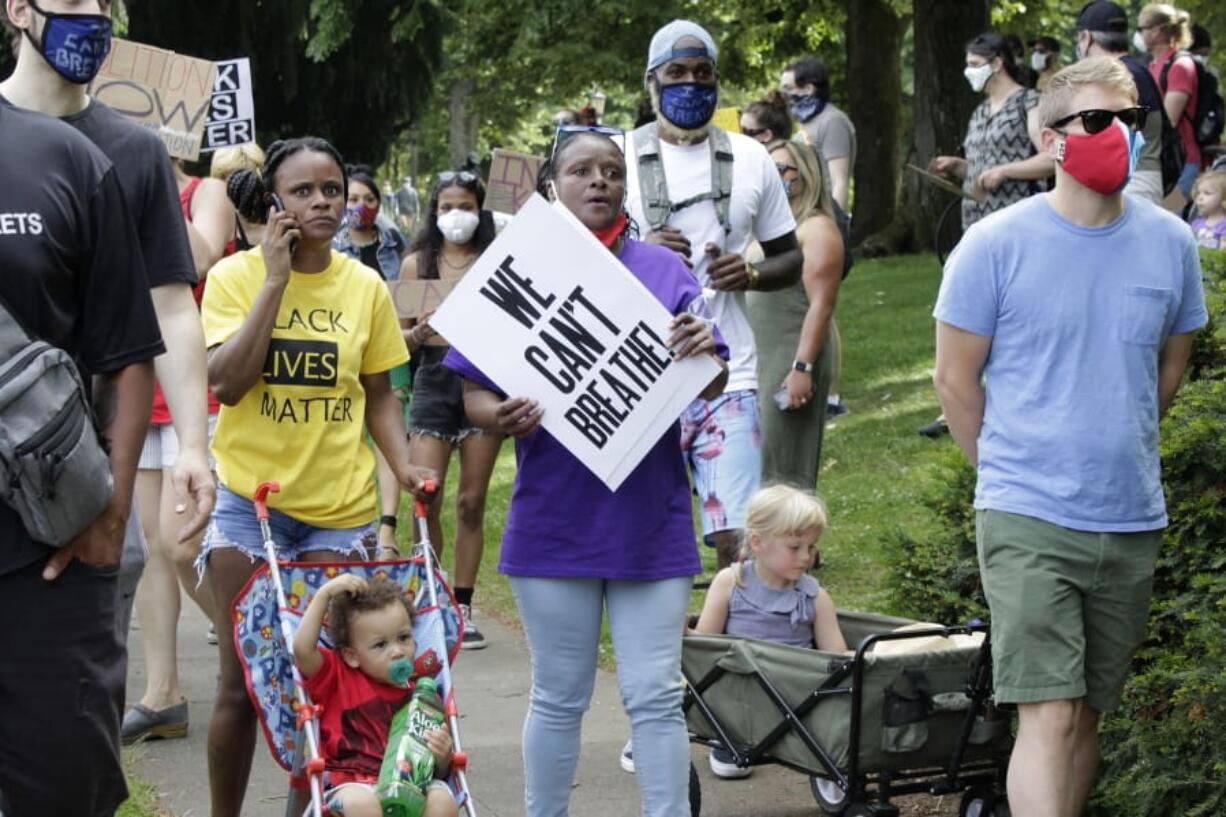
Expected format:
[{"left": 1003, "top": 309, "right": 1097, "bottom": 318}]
[{"left": 416, "top": 252, "right": 956, "bottom": 635}]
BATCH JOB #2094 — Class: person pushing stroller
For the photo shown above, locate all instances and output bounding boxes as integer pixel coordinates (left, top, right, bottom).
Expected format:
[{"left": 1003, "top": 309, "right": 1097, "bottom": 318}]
[{"left": 293, "top": 573, "right": 458, "bottom": 817}]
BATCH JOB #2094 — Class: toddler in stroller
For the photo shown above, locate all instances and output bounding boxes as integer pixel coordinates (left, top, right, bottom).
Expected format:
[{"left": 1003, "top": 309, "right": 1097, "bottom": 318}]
[{"left": 292, "top": 573, "right": 458, "bottom": 817}]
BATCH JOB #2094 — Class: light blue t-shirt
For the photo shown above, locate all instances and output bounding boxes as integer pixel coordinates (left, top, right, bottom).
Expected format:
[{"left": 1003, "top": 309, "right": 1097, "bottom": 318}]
[{"left": 934, "top": 195, "right": 1207, "bottom": 532}]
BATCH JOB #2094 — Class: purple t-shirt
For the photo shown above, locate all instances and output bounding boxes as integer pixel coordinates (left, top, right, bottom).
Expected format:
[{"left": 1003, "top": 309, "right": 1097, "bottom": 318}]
[{"left": 445, "top": 238, "right": 727, "bottom": 580}]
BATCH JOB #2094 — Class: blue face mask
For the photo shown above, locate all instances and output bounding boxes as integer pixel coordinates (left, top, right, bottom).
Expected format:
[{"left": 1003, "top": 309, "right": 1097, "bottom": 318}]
[
  {"left": 658, "top": 82, "right": 719, "bottom": 130},
  {"left": 788, "top": 93, "right": 826, "bottom": 123},
  {"left": 25, "top": 0, "right": 112, "bottom": 85},
  {"left": 1127, "top": 127, "right": 1146, "bottom": 179}
]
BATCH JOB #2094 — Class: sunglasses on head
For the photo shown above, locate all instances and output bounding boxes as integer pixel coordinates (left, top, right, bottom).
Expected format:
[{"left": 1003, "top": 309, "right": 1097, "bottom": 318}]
[
  {"left": 437, "top": 170, "right": 480, "bottom": 185},
  {"left": 550, "top": 125, "right": 627, "bottom": 161},
  {"left": 1052, "top": 106, "right": 1148, "bottom": 134}
]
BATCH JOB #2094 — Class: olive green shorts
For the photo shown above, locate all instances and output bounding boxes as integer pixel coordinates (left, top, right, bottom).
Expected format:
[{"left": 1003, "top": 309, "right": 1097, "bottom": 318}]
[{"left": 975, "top": 509, "right": 1162, "bottom": 713}]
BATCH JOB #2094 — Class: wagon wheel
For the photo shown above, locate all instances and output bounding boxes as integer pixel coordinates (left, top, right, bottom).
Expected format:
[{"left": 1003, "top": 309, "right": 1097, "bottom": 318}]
[
  {"left": 689, "top": 760, "right": 702, "bottom": 817},
  {"left": 809, "top": 774, "right": 849, "bottom": 815}
]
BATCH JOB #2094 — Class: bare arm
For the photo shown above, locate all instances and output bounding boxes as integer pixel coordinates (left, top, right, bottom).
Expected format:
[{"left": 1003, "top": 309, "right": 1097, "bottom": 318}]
[
  {"left": 692, "top": 568, "right": 735, "bottom": 635},
  {"left": 150, "top": 283, "right": 215, "bottom": 540},
  {"left": 1158, "top": 332, "right": 1196, "bottom": 417},
  {"left": 184, "top": 178, "right": 236, "bottom": 276},
  {"left": 294, "top": 574, "right": 368, "bottom": 679},
  {"left": 812, "top": 588, "right": 848, "bottom": 652},
  {"left": 782, "top": 217, "right": 842, "bottom": 409},
  {"left": 207, "top": 209, "right": 297, "bottom": 404},
  {"left": 44, "top": 361, "right": 154, "bottom": 580},
  {"left": 826, "top": 155, "right": 851, "bottom": 211},
  {"left": 1164, "top": 90, "right": 1190, "bottom": 130},
  {"left": 362, "top": 371, "right": 434, "bottom": 496},
  {"left": 933, "top": 321, "right": 992, "bottom": 467}
]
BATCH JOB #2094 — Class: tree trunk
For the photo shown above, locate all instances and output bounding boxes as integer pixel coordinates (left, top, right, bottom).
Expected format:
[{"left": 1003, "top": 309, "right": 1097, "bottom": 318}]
[
  {"left": 861, "top": 0, "right": 990, "bottom": 256},
  {"left": 844, "top": 0, "right": 904, "bottom": 244},
  {"left": 448, "top": 77, "right": 479, "bottom": 168}
]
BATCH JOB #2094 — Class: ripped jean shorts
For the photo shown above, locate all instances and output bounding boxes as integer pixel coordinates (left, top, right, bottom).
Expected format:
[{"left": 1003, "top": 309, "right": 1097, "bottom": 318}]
[
  {"left": 409, "top": 345, "right": 480, "bottom": 444},
  {"left": 195, "top": 485, "right": 375, "bottom": 580}
]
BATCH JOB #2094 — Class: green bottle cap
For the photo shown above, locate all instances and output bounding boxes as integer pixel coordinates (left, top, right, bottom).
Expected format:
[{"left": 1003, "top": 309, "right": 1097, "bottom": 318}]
[{"left": 416, "top": 676, "right": 438, "bottom": 695}]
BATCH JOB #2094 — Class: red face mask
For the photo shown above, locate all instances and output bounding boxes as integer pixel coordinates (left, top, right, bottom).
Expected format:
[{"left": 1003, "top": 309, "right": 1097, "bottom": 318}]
[
  {"left": 1055, "top": 119, "right": 1131, "bottom": 195},
  {"left": 590, "top": 212, "right": 628, "bottom": 248}
]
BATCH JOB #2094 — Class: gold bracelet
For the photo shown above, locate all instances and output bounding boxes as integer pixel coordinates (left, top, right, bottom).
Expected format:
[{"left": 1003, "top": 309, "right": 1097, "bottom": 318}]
[{"left": 744, "top": 261, "right": 761, "bottom": 290}]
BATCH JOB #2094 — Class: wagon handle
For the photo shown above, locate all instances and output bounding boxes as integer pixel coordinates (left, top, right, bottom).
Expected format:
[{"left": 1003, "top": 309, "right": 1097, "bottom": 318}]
[{"left": 413, "top": 479, "right": 438, "bottom": 519}]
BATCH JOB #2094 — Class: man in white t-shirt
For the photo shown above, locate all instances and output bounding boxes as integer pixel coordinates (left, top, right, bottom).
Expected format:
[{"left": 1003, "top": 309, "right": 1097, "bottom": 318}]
[{"left": 626, "top": 19, "right": 801, "bottom": 571}]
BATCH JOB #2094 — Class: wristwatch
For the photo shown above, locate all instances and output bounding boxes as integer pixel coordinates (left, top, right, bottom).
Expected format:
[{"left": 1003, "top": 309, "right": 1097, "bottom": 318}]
[
  {"left": 380, "top": 514, "right": 398, "bottom": 530},
  {"left": 792, "top": 360, "right": 814, "bottom": 373},
  {"left": 744, "top": 260, "right": 761, "bottom": 290}
]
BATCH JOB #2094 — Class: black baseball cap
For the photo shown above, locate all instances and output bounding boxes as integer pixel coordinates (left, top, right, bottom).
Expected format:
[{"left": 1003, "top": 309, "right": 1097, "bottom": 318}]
[
  {"left": 1028, "top": 36, "right": 1061, "bottom": 53},
  {"left": 1076, "top": 1, "right": 1128, "bottom": 33}
]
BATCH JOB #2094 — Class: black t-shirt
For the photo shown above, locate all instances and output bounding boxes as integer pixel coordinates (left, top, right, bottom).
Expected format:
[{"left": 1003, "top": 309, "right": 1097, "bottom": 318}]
[
  {"left": 57, "top": 99, "right": 198, "bottom": 290},
  {"left": 359, "top": 241, "right": 381, "bottom": 273},
  {"left": 0, "top": 105, "right": 164, "bottom": 575}
]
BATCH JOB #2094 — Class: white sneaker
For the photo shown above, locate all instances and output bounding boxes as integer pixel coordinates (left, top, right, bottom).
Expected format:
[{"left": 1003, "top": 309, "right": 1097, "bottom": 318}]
[
  {"left": 458, "top": 603, "right": 487, "bottom": 650},
  {"left": 619, "top": 741, "right": 635, "bottom": 774}
]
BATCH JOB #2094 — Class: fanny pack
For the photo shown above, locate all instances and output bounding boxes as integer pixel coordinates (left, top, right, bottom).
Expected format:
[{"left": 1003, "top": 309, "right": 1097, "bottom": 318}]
[{"left": 0, "top": 294, "right": 112, "bottom": 546}]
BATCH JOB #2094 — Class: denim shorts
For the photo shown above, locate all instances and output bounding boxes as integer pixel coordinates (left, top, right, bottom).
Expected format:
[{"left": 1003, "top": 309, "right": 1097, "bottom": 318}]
[
  {"left": 680, "top": 389, "right": 763, "bottom": 539},
  {"left": 196, "top": 485, "right": 375, "bottom": 577},
  {"left": 409, "top": 345, "right": 479, "bottom": 443}
]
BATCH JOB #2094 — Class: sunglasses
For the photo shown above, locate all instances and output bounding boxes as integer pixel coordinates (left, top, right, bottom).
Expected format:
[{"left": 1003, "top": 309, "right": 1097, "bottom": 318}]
[
  {"left": 742, "top": 126, "right": 768, "bottom": 139},
  {"left": 551, "top": 125, "right": 627, "bottom": 161},
  {"left": 437, "top": 170, "right": 480, "bottom": 185},
  {"left": 1051, "top": 106, "right": 1148, "bottom": 134},
  {"left": 774, "top": 163, "right": 799, "bottom": 176}
]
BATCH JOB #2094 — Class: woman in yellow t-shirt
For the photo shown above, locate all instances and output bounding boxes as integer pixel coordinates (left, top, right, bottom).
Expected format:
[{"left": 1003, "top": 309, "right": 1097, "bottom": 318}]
[{"left": 199, "top": 137, "right": 434, "bottom": 817}]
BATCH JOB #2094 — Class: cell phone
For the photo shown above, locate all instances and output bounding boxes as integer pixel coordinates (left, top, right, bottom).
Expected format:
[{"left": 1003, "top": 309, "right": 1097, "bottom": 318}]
[
  {"left": 268, "top": 193, "right": 298, "bottom": 253},
  {"left": 773, "top": 387, "right": 792, "bottom": 411}
]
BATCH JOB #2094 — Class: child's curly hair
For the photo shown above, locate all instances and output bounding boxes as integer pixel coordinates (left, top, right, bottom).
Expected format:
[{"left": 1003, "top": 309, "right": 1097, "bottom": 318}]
[{"left": 327, "top": 575, "right": 415, "bottom": 648}]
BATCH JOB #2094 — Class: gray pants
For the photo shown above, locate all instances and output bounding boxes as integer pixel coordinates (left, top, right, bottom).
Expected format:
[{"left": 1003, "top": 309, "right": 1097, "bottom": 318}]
[{"left": 116, "top": 495, "right": 148, "bottom": 645}]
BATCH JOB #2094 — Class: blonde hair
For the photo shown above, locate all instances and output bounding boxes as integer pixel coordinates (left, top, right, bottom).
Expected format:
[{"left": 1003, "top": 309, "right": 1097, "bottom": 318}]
[
  {"left": 767, "top": 139, "right": 836, "bottom": 222},
  {"left": 734, "top": 485, "right": 828, "bottom": 585},
  {"left": 209, "top": 143, "right": 266, "bottom": 181},
  {"left": 1037, "top": 56, "right": 1139, "bottom": 129},
  {"left": 1193, "top": 171, "right": 1226, "bottom": 204},
  {"left": 1140, "top": 4, "right": 1193, "bottom": 49}
]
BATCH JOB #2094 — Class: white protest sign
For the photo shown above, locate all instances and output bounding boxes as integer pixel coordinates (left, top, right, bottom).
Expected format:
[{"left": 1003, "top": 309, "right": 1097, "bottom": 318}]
[
  {"left": 202, "top": 58, "right": 257, "bottom": 152},
  {"left": 430, "top": 194, "right": 721, "bottom": 491}
]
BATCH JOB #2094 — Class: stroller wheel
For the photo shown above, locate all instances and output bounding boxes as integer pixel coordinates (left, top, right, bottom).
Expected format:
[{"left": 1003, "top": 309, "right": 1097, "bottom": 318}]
[
  {"left": 689, "top": 760, "right": 702, "bottom": 816},
  {"left": 960, "top": 787, "right": 1008, "bottom": 817},
  {"left": 810, "top": 775, "right": 849, "bottom": 815}
]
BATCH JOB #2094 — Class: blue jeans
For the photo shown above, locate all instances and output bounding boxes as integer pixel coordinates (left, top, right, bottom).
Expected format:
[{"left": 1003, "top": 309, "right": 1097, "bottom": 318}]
[
  {"left": 510, "top": 576, "right": 692, "bottom": 817},
  {"left": 1177, "top": 161, "right": 1200, "bottom": 200}
]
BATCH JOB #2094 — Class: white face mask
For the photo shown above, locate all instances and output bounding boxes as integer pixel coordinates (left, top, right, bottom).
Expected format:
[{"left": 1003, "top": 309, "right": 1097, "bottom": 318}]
[
  {"left": 1132, "top": 30, "right": 1148, "bottom": 53},
  {"left": 964, "top": 63, "right": 994, "bottom": 93},
  {"left": 436, "top": 209, "right": 479, "bottom": 243},
  {"left": 1030, "top": 51, "right": 1049, "bottom": 72}
]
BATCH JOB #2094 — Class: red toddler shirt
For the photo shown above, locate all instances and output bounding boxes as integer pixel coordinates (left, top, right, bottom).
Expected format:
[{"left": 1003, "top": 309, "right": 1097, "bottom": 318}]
[{"left": 303, "top": 647, "right": 412, "bottom": 782}]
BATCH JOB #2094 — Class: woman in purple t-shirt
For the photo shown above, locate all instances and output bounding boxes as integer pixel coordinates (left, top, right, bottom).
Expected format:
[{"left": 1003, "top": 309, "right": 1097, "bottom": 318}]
[{"left": 446, "top": 130, "right": 728, "bottom": 817}]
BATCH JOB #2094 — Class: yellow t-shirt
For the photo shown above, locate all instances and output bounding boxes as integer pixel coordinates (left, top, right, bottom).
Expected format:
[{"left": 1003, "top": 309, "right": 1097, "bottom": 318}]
[{"left": 202, "top": 248, "right": 409, "bottom": 527}]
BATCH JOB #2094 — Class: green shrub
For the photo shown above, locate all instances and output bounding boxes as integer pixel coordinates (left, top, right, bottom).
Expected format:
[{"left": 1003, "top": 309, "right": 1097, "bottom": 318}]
[{"left": 890, "top": 248, "right": 1226, "bottom": 816}]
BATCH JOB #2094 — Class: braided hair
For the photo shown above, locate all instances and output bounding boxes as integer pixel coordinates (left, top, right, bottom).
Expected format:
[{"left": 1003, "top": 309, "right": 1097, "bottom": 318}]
[
  {"left": 257, "top": 137, "right": 348, "bottom": 210},
  {"left": 226, "top": 169, "right": 266, "bottom": 225},
  {"left": 409, "top": 171, "right": 497, "bottom": 280}
]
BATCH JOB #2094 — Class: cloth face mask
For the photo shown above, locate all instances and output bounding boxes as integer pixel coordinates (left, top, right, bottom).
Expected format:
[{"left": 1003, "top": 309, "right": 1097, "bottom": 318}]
[
  {"left": 788, "top": 93, "right": 826, "bottom": 123},
  {"left": 1056, "top": 118, "right": 1138, "bottom": 195},
  {"left": 436, "top": 209, "right": 480, "bottom": 243},
  {"left": 25, "top": 0, "right": 112, "bottom": 84},
  {"left": 658, "top": 82, "right": 719, "bottom": 130},
  {"left": 345, "top": 203, "right": 379, "bottom": 231}
]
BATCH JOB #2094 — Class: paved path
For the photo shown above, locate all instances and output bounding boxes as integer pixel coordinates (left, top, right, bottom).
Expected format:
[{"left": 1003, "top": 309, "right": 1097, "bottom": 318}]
[{"left": 126, "top": 600, "right": 836, "bottom": 817}]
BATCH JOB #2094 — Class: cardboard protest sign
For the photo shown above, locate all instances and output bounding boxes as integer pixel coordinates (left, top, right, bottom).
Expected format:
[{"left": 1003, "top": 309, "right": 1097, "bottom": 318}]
[
  {"left": 387, "top": 279, "right": 458, "bottom": 319},
  {"left": 712, "top": 107, "right": 741, "bottom": 134},
  {"left": 90, "top": 39, "right": 217, "bottom": 160},
  {"left": 485, "top": 149, "right": 546, "bottom": 215},
  {"left": 202, "top": 58, "right": 256, "bottom": 152},
  {"left": 431, "top": 195, "right": 721, "bottom": 491}
]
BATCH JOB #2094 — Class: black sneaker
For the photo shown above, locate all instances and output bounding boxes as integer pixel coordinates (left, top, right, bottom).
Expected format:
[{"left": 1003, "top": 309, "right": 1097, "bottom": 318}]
[
  {"left": 918, "top": 417, "right": 950, "bottom": 438},
  {"left": 709, "top": 745, "right": 752, "bottom": 779},
  {"left": 458, "top": 604, "right": 487, "bottom": 650},
  {"left": 825, "top": 398, "right": 849, "bottom": 419}
]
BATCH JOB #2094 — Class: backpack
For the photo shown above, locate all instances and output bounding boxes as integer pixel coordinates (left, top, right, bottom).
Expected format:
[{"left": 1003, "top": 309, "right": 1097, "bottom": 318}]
[
  {"left": 632, "top": 122, "right": 734, "bottom": 236},
  {"left": 831, "top": 200, "right": 854, "bottom": 280},
  {"left": 0, "top": 296, "right": 112, "bottom": 546},
  {"left": 1124, "top": 55, "right": 1184, "bottom": 195},
  {"left": 1160, "top": 51, "right": 1225, "bottom": 149}
]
